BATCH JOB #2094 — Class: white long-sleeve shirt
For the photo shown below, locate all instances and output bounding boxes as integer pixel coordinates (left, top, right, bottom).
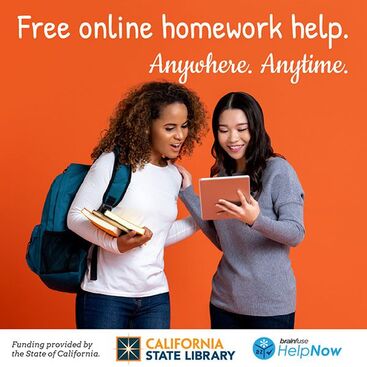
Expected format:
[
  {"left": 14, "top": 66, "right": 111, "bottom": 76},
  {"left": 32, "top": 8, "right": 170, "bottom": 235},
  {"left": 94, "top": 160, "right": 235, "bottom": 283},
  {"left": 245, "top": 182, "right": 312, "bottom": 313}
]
[{"left": 67, "top": 152, "right": 197, "bottom": 297}]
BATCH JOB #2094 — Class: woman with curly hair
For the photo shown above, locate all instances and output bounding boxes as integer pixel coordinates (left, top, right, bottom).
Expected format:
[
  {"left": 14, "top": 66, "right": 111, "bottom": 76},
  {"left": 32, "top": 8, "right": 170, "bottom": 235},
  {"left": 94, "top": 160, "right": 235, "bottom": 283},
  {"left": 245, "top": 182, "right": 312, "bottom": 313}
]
[
  {"left": 177, "top": 92, "right": 305, "bottom": 329},
  {"left": 67, "top": 81, "right": 207, "bottom": 329}
]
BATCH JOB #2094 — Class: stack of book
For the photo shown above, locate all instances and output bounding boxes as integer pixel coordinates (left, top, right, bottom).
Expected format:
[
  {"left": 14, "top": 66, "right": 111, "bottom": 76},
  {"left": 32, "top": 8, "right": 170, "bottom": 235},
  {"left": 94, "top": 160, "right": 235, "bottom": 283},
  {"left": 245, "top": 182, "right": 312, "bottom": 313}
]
[{"left": 81, "top": 208, "right": 145, "bottom": 237}]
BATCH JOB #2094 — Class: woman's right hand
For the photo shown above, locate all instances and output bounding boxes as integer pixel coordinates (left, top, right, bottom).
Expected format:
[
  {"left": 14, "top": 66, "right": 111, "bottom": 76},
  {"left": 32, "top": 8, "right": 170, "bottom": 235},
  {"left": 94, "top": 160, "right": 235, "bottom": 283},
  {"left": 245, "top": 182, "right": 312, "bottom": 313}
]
[
  {"left": 175, "top": 164, "right": 192, "bottom": 190},
  {"left": 117, "top": 227, "right": 153, "bottom": 253}
]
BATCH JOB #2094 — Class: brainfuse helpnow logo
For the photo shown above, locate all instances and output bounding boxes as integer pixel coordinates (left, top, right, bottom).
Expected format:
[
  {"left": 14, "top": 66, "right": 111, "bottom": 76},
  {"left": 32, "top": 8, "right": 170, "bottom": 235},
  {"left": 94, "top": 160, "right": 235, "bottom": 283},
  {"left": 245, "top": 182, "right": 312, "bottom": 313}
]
[
  {"left": 253, "top": 337, "right": 275, "bottom": 360},
  {"left": 252, "top": 336, "right": 342, "bottom": 360}
]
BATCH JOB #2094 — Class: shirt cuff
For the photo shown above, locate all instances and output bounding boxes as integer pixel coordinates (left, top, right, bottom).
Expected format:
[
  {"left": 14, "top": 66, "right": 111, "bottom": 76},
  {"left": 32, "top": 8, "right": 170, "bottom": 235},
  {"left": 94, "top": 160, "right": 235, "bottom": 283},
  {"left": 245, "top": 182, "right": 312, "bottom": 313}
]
[
  {"left": 251, "top": 212, "right": 270, "bottom": 232},
  {"left": 179, "top": 184, "right": 195, "bottom": 200}
]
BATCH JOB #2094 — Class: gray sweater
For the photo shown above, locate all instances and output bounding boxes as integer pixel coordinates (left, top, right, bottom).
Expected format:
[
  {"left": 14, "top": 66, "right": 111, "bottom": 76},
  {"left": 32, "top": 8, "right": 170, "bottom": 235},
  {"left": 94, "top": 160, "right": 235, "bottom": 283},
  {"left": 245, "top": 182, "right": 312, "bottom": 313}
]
[{"left": 180, "top": 157, "right": 305, "bottom": 316}]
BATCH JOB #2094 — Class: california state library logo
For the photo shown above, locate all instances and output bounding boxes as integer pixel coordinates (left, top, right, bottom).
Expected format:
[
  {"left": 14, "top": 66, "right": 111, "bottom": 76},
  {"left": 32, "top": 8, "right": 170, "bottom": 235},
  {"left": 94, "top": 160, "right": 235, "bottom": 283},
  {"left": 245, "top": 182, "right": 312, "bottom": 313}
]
[
  {"left": 253, "top": 337, "right": 275, "bottom": 360},
  {"left": 116, "top": 337, "right": 141, "bottom": 362}
]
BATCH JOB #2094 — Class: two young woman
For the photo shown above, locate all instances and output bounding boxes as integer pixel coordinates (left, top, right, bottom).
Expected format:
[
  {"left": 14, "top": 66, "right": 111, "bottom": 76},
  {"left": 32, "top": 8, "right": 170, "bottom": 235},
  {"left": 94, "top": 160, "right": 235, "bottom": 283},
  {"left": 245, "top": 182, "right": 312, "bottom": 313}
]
[
  {"left": 68, "top": 84, "right": 304, "bottom": 329},
  {"left": 178, "top": 92, "right": 305, "bottom": 329}
]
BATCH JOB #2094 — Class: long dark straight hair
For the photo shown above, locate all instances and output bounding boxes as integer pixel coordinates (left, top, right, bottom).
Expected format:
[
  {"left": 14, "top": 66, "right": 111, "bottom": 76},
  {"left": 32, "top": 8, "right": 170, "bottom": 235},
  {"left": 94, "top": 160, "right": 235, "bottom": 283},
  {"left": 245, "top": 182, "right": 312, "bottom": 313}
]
[{"left": 210, "top": 92, "right": 283, "bottom": 194}]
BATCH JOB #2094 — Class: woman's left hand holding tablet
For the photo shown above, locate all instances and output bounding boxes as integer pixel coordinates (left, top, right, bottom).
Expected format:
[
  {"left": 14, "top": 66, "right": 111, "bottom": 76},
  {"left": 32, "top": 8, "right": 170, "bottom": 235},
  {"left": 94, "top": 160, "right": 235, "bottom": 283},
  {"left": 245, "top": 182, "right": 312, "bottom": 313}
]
[
  {"left": 216, "top": 190, "right": 260, "bottom": 226},
  {"left": 117, "top": 227, "right": 153, "bottom": 253}
]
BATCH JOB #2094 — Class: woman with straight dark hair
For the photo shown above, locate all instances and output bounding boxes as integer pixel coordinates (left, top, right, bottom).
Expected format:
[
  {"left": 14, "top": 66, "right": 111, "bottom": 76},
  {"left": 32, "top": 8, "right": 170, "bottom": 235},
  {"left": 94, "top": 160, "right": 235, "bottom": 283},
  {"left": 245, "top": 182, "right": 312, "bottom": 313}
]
[{"left": 177, "top": 92, "right": 305, "bottom": 329}]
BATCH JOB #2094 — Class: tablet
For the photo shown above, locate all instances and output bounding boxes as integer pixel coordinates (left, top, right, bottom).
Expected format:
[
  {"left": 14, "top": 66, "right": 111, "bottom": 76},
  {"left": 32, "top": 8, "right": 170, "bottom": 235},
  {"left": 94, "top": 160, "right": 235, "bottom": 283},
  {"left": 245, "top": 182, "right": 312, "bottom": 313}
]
[{"left": 199, "top": 175, "right": 250, "bottom": 220}]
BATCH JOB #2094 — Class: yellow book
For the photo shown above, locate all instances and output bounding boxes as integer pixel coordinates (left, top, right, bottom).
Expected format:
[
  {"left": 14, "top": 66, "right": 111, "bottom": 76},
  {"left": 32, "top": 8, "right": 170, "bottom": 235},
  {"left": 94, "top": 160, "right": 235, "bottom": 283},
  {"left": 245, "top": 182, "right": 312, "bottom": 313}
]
[
  {"left": 91, "top": 210, "right": 131, "bottom": 233},
  {"left": 81, "top": 208, "right": 121, "bottom": 237},
  {"left": 103, "top": 210, "right": 146, "bottom": 235}
]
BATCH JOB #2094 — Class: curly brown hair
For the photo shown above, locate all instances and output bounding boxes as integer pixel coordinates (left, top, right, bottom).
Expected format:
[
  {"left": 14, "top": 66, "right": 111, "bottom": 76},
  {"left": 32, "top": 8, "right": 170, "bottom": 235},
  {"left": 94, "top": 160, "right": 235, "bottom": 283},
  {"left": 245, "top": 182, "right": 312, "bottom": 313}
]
[{"left": 92, "top": 81, "right": 207, "bottom": 170}]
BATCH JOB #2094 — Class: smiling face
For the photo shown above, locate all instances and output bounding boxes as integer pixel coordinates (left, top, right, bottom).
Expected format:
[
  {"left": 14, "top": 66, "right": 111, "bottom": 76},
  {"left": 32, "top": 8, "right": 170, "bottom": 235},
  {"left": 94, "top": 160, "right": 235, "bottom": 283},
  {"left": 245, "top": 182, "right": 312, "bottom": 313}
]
[
  {"left": 150, "top": 102, "right": 189, "bottom": 165},
  {"left": 217, "top": 108, "right": 251, "bottom": 166}
]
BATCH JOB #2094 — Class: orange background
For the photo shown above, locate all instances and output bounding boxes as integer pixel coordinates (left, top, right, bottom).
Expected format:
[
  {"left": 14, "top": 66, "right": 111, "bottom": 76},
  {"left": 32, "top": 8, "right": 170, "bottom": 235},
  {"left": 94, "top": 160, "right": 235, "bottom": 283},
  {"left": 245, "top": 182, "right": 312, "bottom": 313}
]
[{"left": 1, "top": 0, "right": 366, "bottom": 328}]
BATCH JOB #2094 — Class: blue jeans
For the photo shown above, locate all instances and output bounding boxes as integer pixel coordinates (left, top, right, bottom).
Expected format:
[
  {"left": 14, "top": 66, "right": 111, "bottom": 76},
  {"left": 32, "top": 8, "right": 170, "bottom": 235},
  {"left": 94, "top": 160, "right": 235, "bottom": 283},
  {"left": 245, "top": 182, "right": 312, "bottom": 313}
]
[
  {"left": 76, "top": 290, "right": 170, "bottom": 329},
  {"left": 210, "top": 303, "right": 295, "bottom": 329}
]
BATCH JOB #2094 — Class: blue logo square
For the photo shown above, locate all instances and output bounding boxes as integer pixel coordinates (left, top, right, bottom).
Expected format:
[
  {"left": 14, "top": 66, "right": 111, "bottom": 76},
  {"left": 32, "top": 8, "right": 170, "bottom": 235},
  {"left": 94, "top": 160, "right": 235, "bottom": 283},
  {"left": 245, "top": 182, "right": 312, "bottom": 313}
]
[{"left": 116, "top": 337, "right": 141, "bottom": 362}]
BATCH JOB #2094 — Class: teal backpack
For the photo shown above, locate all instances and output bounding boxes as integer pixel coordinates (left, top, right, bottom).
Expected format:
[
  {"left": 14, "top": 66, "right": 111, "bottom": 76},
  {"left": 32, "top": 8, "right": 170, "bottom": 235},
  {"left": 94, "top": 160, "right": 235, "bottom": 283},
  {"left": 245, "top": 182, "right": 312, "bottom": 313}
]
[{"left": 26, "top": 151, "right": 131, "bottom": 293}]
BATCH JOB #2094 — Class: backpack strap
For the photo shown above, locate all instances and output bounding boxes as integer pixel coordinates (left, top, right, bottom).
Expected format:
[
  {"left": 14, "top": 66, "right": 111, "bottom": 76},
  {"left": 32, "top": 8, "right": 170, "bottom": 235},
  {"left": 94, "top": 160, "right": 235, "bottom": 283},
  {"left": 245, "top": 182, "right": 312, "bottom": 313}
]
[
  {"left": 98, "top": 148, "right": 132, "bottom": 213},
  {"left": 99, "top": 166, "right": 132, "bottom": 213},
  {"left": 90, "top": 246, "right": 99, "bottom": 281},
  {"left": 90, "top": 149, "right": 132, "bottom": 281}
]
